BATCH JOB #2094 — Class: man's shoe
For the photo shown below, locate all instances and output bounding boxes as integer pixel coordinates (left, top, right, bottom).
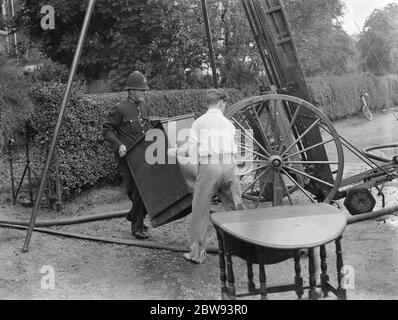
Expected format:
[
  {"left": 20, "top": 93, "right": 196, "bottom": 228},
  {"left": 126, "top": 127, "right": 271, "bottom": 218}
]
[
  {"left": 132, "top": 230, "right": 149, "bottom": 240},
  {"left": 183, "top": 251, "right": 206, "bottom": 264}
]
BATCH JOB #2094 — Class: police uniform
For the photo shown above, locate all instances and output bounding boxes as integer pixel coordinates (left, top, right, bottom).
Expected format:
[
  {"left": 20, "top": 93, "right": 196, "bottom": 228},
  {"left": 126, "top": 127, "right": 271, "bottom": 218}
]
[{"left": 103, "top": 96, "right": 151, "bottom": 235}]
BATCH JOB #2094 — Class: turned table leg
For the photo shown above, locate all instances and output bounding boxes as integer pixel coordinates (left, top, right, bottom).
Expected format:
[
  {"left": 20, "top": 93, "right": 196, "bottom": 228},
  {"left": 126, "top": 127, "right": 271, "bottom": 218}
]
[
  {"left": 308, "top": 248, "right": 318, "bottom": 300},
  {"left": 216, "top": 230, "right": 228, "bottom": 300},
  {"left": 225, "top": 250, "right": 236, "bottom": 299},
  {"left": 320, "top": 245, "right": 330, "bottom": 298},
  {"left": 335, "top": 237, "right": 347, "bottom": 300},
  {"left": 294, "top": 249, "right": 304, "bottom": 299},
  {"left": 247, "top": 262, "right": 256, "bottom": 294},
  {"left": 258, "top": 252, "right": 267, "bottom": 300}
]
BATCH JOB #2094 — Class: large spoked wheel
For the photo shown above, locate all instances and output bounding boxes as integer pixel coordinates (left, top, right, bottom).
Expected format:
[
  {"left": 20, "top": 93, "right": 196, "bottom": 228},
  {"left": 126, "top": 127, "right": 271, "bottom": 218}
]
[{"left": 226, "top": 94, "right": 344, "bottom": 208}]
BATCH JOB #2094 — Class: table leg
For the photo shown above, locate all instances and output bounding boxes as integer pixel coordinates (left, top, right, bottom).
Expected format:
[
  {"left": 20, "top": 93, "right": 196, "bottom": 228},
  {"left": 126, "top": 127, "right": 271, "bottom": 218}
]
[
  {"left": 258, "top": 252, "right": 267, "bottom": 300},
  {"left": 320, "top": 245, "right": 330, "bottom": 298},
  {"left": 335, "top": 237, "right": 347, "bottom": 300},
  {"left": 216, "top": 230, "right": 228, "bottom": 300},
  {"left": 308, "top": 248, "right": 318, "bottom": 300},
  {"left": 247, "top": 262, "right": 256, "bottom": 294},
  {"left": 294, "top": 249, "right": 304, "bottom": 299},
  {"left": 225, "top": 250, "right": 236, "bottom": 300}
]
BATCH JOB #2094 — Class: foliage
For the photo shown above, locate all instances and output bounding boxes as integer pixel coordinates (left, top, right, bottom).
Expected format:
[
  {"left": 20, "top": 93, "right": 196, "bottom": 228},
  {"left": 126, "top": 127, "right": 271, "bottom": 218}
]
[
  {"left": 0, "top": 53, "right": 33, "bottom": 146},
  {"left": 0, "top": 15, "right": 6, "bottom": 30},
  {"left": 26, "top": 58, "right": 85, "bottom": 83},
  {"left": 358, "top": 3, "right": 398, "bottom": 75},
  {"left": 140, "top": 0, "right": 210, "bottom": 90},
  {"left": 15, "top": 0, "right": 361, "bottom": 88},
  {"left": 15, "top": 0, "right": 174, "bottom": 86},
  {"left": 30, "top": 82, "right": 244, "bottom": 195},
  {"left": 14, "top": 0, "right": 263, "bottom": 91},
  {"left": 211, "top": 0, "right": 263, "bottom": 90},
  {"left": 15, "top": 73, "right": 398, "bottom": 196},
  {"left": 307, "top": 73, "right": 397, "bottom": 120},
  {"left": 30, "top": 81, "right": 118, "bottom": 195},
  {"left": 284, "top": 0, "right": 354, "bottom": 77}
]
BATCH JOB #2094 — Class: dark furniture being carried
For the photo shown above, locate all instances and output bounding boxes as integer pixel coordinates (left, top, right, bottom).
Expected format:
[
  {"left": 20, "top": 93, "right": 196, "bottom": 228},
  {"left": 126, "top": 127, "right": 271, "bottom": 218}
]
[
  {"left": 126, "top": 114, "right": 195, "bottom": 227},
  {"left": 211, "top": 203, "right": 348, "bottom": 300}
]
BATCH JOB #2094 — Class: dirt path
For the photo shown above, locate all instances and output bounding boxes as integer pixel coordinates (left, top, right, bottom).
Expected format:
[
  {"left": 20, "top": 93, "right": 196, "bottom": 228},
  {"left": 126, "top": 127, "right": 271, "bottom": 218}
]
[{"left": 1, "top": 111, "right": 398, "bottom": 300}]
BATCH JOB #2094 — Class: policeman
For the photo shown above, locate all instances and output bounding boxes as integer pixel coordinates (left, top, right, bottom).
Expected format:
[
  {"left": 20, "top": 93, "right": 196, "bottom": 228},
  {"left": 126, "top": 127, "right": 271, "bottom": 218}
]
[{"left": 103, "top": 71, "right": 151, "bottom": 240}]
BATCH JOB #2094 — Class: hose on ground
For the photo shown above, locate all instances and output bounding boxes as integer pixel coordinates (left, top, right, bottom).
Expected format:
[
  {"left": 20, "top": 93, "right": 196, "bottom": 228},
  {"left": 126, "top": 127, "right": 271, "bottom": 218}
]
[
  {"left": 0, "top": 223, "right": 220, "bottom": 254},
  {"left": 1, "top": 204, "right": 398, "bottom": 254},
  {"left": 347, "top": 204, "right": 398, "bottom": 225},
  {"left": 0, "top": 209, "right": 130, "bottom": 227}
]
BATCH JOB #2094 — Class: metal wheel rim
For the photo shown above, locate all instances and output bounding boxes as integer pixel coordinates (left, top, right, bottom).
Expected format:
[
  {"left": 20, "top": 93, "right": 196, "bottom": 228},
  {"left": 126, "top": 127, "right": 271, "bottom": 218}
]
[
  {"left": 226, "top": 94, "right": 344, "bottom": 206},
  {"left": 362, "top": 104, "right": 373, "bottom": 121}
]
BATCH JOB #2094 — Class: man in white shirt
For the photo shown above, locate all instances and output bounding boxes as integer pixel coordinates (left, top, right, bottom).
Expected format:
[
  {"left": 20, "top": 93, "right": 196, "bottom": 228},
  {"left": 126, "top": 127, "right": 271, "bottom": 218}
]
[{"left": 172, "top": 88, "right": 245, "bottom": 264}]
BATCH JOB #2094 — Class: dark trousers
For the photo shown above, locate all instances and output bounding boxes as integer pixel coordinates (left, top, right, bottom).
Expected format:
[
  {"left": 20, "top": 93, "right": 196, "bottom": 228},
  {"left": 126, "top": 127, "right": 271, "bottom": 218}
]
[{"left": 118, "top": 158, "right": 147, "bottom": 232}]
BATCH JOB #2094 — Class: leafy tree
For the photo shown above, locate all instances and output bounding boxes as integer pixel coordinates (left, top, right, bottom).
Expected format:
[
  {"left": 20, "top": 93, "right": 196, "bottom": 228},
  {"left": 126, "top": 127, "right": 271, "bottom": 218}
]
[
  {"left": 211, "top": 0, "right": 263, "bottom": 90},
  {"left": 358, "top": 3, "right": 398, "bottom": 75},
  {"left": 136, "top": 0, "right": 261, "bottom": 91},
  {"left": 14, "top": 0, "right": 262, "bottom": 91},
  {"left": 14, "top": 0, "right": 356, "bottom": 90},
  {"left": 142, "top": 0, "right": 210, "bottom": 89},
  {"left": 15, "top": 0, "right": 174, "bottom": 88},
  {"left": 284, "top": 0, "right": 354, "bottom": 76}
]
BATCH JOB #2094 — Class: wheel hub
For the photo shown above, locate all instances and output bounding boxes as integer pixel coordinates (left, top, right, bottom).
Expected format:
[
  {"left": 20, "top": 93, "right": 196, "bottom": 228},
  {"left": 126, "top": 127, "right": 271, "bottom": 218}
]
[{"left": 269, "top": 155, "right": 283, "bottom": 169}]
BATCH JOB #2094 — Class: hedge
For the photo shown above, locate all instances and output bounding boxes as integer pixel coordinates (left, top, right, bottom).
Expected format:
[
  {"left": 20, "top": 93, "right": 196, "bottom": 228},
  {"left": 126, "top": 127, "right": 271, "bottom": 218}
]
[
  {"left": 31, "top": 83, "right": 244, "bottom": 196},
  {"left": 307, "top": 73, "right": 398, "bottom": 120},
  {"left": 86, "top": 88, "right": 245, "bottom": 120},
  {"left": 16, "top": 73, "right": 398, "bottom": 197},
  {"left": 0, "top": 62, "right": 33, "bottom": 147}
]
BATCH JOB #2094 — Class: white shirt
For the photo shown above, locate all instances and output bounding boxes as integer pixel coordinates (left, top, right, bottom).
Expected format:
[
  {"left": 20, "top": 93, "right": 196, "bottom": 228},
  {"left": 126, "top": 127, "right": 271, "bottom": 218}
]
[{"left": 187, "top": 108, "right": 237, "bottom": 158}]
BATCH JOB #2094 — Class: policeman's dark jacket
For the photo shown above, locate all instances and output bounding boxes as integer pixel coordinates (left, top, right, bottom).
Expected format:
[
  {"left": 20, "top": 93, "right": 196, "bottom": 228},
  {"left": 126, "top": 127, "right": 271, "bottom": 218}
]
[{"left": 102, "top": 98, "right": 151, "bottom": 152}]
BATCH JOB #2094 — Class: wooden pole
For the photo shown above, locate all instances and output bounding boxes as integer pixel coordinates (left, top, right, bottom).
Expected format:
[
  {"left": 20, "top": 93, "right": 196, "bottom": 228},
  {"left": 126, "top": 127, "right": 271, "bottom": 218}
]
[
  {"left": 22, "top": 0, "right": 96, "bottom": 252},
  {"left": 201, "top": 0, "right": 219, "bottom": 88}
]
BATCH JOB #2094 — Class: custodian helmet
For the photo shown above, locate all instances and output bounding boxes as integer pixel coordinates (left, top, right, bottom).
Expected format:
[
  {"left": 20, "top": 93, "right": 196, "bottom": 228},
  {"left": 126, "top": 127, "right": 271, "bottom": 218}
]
[{"left": 125, "top": 71, "right": 149, "bottom": 91}]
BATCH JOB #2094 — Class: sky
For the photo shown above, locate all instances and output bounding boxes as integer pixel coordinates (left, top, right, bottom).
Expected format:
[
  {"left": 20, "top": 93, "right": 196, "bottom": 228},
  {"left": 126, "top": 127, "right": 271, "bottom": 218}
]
[{"left": 341, "top": 0, "right": 398, "bottom": 34}]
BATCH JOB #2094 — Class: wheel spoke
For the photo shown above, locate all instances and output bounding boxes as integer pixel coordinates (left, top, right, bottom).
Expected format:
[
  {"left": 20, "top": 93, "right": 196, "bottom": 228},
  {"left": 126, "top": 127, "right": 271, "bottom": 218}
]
[
  {"left": 277, "top": 171, "right": 293, "bottom": 205},
  {"left": 236, "top": 142, "right": 268, "bottom": 160},
  {"left": 244, "top": 111, "right": 272, "bottom": 154},
  {"left": 227, "top": 95, "right": 344, "bottom": 207},
  {"left": 280, "top": 118, "right": 321, "bottom": 158},
  {"left": 240, "top": 164, "right": 269, "bottom": 176},
  {"left": 255, "top": 175, "right": 269, "bottom": 208},
  {"left": 277, "top": 104, "right": 302, "bottom": 154},
  {"left": 272, "top": 169, "right": 282, "bottom": 206},
  {"left": 281, "top": 168, "right": 316, "bottom": 203},
  {"left": 283, "top": 165, "right": 334, "bottom": 188},
  {"left": 241, "top": 166, "right": 271, "bottom": 195},
  {"left": 232, "top": 117, "right": 271, "bottom": 157},
  {"left": 285, "top": 161, "right": 339, "bottom": 165},
  {"left": 251, "top": 105, "right": 274, "bottom": 153},
  {"left": 283, "top": 138, "right": 335, "bottom": 160}
]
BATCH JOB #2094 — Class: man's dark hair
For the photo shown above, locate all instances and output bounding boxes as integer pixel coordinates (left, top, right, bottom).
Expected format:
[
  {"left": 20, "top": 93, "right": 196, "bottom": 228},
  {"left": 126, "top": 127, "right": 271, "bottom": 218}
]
[{"left": 205, "top": 89, "right": 229, "bottom": 105}]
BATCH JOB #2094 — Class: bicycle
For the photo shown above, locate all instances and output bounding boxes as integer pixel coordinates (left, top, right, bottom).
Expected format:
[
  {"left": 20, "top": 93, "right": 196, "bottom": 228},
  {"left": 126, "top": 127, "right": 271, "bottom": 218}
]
[{"left": 361, "top": 92, "right": 373, "bottom": 121}]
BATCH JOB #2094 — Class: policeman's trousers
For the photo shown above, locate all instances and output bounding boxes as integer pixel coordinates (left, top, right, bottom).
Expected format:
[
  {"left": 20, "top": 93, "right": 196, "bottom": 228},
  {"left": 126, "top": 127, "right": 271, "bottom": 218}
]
[{"left": 118, "top": 158, "right": 147, "bottom": 232}]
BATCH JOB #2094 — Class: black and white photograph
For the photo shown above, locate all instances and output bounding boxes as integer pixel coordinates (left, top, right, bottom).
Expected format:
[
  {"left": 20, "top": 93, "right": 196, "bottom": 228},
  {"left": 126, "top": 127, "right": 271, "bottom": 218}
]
[{"left": 1, "top": 0, "right": 398, "bottom": 304}]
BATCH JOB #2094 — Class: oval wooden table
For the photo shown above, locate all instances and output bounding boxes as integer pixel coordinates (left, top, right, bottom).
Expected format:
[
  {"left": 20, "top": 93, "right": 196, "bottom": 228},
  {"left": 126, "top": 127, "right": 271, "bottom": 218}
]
[{"left": 210, "top": 203, "right": 348, "bottom": 300}]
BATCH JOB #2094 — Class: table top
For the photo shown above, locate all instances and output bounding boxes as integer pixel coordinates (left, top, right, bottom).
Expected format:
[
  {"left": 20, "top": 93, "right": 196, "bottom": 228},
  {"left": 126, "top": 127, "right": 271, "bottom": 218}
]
[{"left": 211, "top": 203, "right": 347, "bottom": 249}]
